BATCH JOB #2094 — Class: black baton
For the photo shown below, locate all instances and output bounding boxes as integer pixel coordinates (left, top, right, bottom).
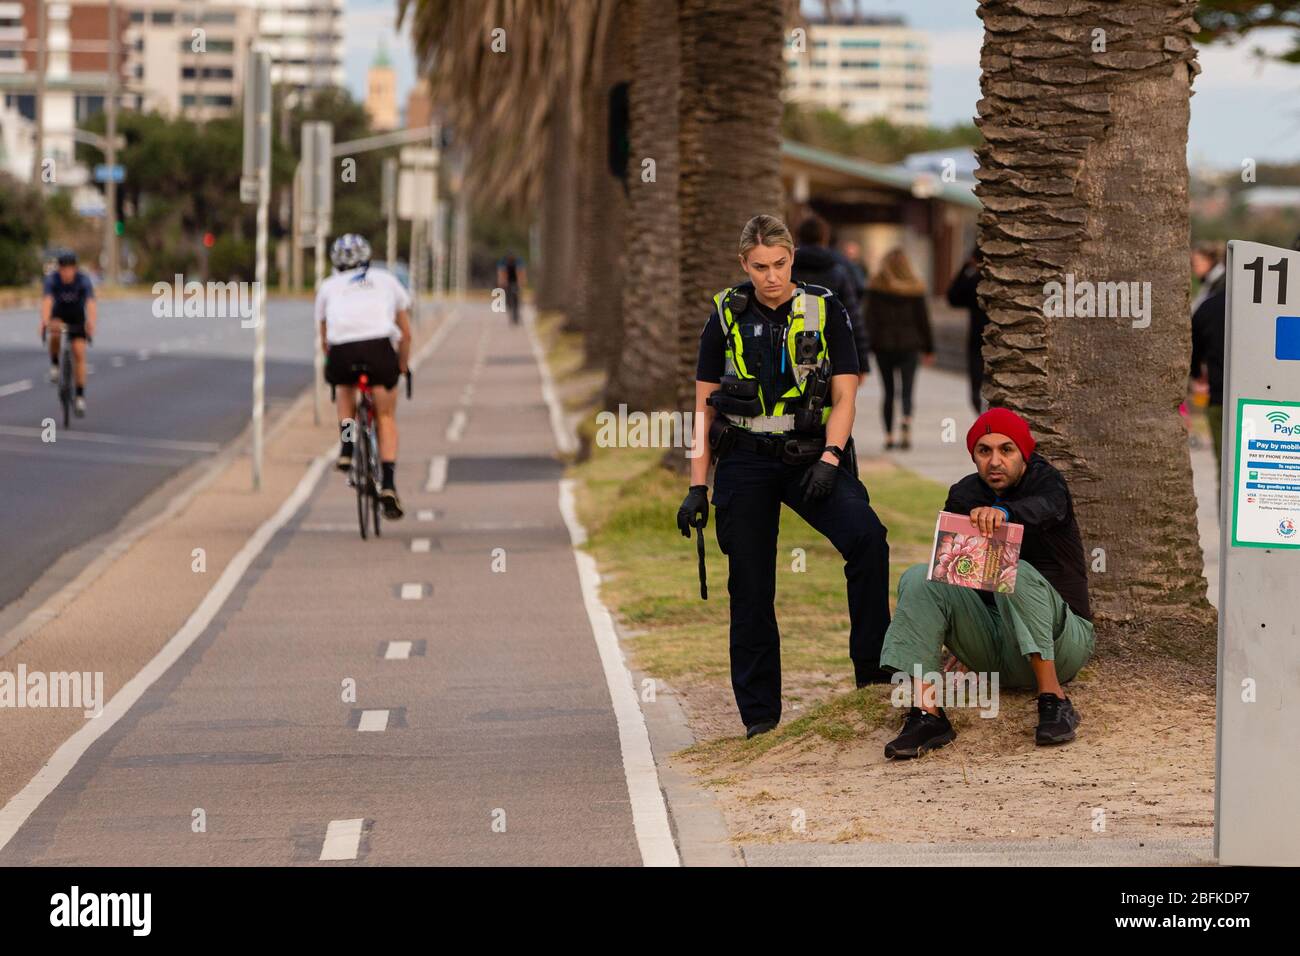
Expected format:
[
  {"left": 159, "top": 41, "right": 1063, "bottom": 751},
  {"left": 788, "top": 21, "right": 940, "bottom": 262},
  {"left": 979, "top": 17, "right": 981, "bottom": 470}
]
[{"left": 695, "top": 524, "right": 708, "bottom": 600}]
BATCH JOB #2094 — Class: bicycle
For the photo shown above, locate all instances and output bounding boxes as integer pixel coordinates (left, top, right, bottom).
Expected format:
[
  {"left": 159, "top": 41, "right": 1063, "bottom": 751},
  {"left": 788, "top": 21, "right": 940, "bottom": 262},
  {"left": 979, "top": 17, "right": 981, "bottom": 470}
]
[
  {"left": 332, "top": 364, "right": 412, "bottom": 541},
  {"left": 42, "top": 323, "right": 88, "bottom": 429}
]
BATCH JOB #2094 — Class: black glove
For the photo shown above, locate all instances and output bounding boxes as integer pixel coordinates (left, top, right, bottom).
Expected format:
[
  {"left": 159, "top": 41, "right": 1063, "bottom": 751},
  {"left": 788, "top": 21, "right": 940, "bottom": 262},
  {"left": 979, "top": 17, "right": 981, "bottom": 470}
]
[
  {"left": 677, "top": 485, "right": 709, "bottom": 537},
  {"left": 799, "top": 459, "right": 839, "bottom": 502}
]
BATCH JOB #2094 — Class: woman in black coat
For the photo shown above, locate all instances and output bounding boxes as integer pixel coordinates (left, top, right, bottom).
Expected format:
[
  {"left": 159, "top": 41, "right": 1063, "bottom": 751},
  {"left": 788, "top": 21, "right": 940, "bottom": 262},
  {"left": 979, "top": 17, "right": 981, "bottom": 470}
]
[{"left": 864, "top": 249, "right": 934, "bottom": 450}]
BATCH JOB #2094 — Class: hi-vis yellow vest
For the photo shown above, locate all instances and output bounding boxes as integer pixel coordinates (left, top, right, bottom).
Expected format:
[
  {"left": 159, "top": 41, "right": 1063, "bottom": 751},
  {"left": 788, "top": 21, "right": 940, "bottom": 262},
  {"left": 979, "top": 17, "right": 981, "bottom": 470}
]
[{"left": 712, "top": 285, "right": 833, "bottom": 431}]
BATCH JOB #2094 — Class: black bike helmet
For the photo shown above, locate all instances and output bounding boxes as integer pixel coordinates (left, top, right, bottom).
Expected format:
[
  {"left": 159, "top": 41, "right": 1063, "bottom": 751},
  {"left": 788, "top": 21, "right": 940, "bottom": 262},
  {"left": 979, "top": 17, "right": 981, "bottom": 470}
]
[{"left": 56, "top": 250, "right": 77, "bottom": 266}]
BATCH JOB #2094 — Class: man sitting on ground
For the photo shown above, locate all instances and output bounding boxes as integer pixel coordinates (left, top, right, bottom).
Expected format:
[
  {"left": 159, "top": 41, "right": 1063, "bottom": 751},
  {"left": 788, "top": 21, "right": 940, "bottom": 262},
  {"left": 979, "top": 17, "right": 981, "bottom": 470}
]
[{"left": 879, "top": 408, "right": 1095, "bottom": 758}]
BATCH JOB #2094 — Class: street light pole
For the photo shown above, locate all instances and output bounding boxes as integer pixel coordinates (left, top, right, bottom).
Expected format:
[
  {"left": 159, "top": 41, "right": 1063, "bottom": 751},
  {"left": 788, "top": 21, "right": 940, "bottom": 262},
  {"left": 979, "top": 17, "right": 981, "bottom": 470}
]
[
  {"left": 103, "top": 0, "right": 119, "bottom": 284},
  {"left": 32, "top": 0, "right": 46, "bottom": 187}
]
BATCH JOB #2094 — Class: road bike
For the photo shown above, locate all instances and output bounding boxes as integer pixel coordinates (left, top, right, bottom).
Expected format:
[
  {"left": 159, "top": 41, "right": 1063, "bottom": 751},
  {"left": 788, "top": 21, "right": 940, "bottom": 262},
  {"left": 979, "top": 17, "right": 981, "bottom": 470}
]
[
  {"left": 333, "top": 364, "right": 412, "bottom": 541},
  {"left": 42, "top": 323, "right": 88, "bottom": 429}
]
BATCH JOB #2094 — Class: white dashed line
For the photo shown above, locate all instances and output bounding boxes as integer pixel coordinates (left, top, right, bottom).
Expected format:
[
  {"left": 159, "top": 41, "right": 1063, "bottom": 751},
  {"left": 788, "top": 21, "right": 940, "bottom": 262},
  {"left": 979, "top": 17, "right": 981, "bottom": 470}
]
[
  {"left": 410, "top": 538, "right": 431, "bottom": 553},
  {"left": 320, "top": 818, "right": 365, "bottom": 860},
  {"left": 416, "top": 509, "right": 435, "bottom": 522},
  {"left": 446, "top": 409, "right": 467, "bottom": 442},
  {"left": 110, "top": 356, "right": 125, "bottom": 368},
  {"left": 136, "top": 349, "right": 151, "bottom": 361},
  {"left": 425, "top": 455, "right": 447, "bottom": 492},
  {"left": 384, "top": 641, "right": 413, "bottom": 660},
  {"left": 399, "top": 583, "right": 423, "bottom": 600},
  {"left": 0, "top": 379, "right": 33, "bottom": 399},
  {"left": 357, "top": 710, "right": 390, "bottom": 733}
]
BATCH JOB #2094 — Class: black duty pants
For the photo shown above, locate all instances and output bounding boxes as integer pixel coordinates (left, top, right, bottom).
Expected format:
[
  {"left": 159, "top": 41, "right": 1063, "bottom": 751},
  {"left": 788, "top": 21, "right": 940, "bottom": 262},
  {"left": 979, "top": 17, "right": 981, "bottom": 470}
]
[{"left": 711, "top": 446, "right": 891, "bottom": 727}]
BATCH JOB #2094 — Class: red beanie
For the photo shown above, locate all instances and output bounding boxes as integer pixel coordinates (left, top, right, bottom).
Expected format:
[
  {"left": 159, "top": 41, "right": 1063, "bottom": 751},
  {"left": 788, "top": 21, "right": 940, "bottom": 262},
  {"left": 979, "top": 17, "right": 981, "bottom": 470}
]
[{"left": 966, "top": 407, "right": 1036, "bottom": 461}]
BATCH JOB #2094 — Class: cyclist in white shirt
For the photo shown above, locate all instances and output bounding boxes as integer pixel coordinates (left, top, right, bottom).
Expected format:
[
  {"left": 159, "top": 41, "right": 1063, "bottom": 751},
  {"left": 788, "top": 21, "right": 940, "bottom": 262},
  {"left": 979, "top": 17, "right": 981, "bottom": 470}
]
[{"left": 316, "top": 233, "right": 412, "bottom": 519}]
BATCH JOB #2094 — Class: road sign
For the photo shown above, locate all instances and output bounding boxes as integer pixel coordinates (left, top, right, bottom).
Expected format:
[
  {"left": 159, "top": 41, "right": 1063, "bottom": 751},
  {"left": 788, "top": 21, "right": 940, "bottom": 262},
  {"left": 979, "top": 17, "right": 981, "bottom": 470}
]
[
  {"left": 1216, "top": 239, "right": 1300, "bottom": 865},
  {"left": 93, "top": 164, "right": 124, "bottom": 183},
  {"left": 399, "top": 146, "right": 438, "bottom": 169},
  {"left": 300, "top": 121, "right": 333, "bottom": 234},
  {"left": 398, "top": 168, "right": 435, "bottom": 221},
  {"left": 241, "top": 48, "right": 271, "bottom": 206}
]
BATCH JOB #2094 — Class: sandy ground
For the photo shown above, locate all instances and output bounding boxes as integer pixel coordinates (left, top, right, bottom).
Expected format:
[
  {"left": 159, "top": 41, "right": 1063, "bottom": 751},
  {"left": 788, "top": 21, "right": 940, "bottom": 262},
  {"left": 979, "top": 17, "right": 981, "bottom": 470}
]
[{"left": 672, "top": 659, "right": 1215, "bottom": 845}]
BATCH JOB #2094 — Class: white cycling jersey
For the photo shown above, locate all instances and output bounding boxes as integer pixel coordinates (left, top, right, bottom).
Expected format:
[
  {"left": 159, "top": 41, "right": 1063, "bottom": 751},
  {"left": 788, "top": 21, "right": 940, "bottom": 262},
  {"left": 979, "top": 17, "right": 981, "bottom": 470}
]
[{"left": 315, "top": 266, "right": 411, "bottom": 345}]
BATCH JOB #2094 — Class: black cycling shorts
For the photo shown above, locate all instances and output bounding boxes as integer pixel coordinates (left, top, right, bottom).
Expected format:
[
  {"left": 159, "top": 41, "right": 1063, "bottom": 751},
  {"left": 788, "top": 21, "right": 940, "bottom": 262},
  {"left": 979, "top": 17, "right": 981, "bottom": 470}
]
[
  {"left": 52, "top": 318, "right": 89, "bottom": 340},
  {"left": 325, "top": 337, "right": 401, "bottom": 389}
]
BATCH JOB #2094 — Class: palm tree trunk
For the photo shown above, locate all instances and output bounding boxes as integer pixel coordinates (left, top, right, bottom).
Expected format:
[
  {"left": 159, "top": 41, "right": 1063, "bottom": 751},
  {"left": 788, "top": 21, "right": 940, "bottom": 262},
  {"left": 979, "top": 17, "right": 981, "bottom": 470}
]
[
  {"left": 675, "top": 0, "right": 787, "bottom": 417},
  {"left": 607, "top": 0, "right": 681, "bottom": 410},
  {"left": 975, "top": 0, "right": 1214, "bottom": 635},
  {"left": 537, "top": 88, "right": 575, "bottom": 314}
]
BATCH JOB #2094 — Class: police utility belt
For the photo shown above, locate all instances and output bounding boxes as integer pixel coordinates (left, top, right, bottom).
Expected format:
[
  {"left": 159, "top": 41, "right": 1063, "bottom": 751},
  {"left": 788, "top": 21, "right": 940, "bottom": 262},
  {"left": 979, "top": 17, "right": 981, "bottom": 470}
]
[{"left": 705, "top": 285, "right": 834, "bottom": 468}]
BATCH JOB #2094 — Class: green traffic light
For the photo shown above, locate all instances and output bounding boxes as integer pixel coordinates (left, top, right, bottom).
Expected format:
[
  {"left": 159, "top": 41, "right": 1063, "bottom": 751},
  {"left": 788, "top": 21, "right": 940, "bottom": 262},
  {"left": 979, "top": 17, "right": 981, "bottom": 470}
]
[{"left": 114, "top": 221, "right": 124, "bottom": 236}]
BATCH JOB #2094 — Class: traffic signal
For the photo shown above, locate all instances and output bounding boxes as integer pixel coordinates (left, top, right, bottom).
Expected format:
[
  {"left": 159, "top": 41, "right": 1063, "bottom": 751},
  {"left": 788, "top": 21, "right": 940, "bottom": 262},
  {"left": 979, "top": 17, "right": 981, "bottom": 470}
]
[
  {"left": 203, "top": 232, "right": 215, "bottom": 248},
  {"left": 114, "top": 220, "right": 124, "bottom": 236}
]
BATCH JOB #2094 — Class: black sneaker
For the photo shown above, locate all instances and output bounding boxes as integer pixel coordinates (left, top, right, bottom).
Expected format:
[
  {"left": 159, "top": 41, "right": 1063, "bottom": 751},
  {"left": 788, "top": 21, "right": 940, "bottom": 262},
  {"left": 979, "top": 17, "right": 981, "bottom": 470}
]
[
  {"left": 379, "top": 488, "right": 404, "bottom": 520},
  {"left": 746, "top": 719, "right": 778, "bottom": 740},
  {"left": 1035, "top": 693, "right": 1079, "bottom": 745},
  {"left": 336, "top": 453, "right": 352, "bottom": 472},
  {"left": 884, "top": 707, "right": 955, "bottom": 759}
]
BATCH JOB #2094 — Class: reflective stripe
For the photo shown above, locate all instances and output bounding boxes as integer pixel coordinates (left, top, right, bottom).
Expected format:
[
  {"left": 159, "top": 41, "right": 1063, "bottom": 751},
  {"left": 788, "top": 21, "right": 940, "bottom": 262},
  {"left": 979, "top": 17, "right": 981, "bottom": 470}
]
[{"left": 732, "top": 414, "right": 795, "bottom": 433}]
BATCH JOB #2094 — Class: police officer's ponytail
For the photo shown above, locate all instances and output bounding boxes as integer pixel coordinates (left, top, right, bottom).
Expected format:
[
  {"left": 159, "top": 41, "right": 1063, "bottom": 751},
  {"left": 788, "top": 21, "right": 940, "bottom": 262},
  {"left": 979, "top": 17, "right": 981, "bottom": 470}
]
[{"left": 738, "top": 214, "right": 794, "bottom": 261}]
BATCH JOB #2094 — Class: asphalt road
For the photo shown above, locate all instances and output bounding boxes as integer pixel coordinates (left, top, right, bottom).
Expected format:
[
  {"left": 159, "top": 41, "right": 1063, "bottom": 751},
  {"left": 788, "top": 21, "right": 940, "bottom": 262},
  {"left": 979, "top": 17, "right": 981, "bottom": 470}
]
[
  {"left": 0, "top": 296, "right": 315, "bottom": 613},
  {"left": 0, "top": 302, "right": 649, "bottom": 865}
]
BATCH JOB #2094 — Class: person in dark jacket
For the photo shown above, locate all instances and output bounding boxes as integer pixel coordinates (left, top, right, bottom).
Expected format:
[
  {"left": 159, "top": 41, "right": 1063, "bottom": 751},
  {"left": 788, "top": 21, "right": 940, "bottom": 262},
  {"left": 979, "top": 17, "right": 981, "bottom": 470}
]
[
  {"left": 1191, "top": 285, "right": 1226, "bottom": 477},
  {"left": 864, "top": 248, "right": 934, "bottom": 450},
  {"left": 878, "top": 408, "right": 1094, "bottom": 758},
  {"left": 947, "top": 251, "right": 988, "bottom": 414},
  {"left": 793, "top": 215, "right": 871, "bottom": 383}
]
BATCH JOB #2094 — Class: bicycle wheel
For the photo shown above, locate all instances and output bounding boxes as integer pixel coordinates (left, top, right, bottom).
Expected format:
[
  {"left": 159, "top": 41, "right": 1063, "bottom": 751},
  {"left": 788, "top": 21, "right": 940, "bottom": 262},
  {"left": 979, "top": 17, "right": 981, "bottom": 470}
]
[
  {"left": 59, "top": 345, "right": 72, "bottom": 429},
  {"left": 354, "top": 421, "right": 371, "bottom": 540},
  {"left": 369, "top": 425, "right": 383, "bottom": 537}
]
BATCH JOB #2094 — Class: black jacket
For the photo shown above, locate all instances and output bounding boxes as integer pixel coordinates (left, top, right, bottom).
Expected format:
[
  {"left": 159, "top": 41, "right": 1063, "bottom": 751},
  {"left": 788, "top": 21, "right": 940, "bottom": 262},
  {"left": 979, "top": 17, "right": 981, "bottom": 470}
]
[
  {"left": 1190, "top": 288, "right": 1226, "bottom": 406},
  {"left": 944, "top": 453, "right": 1092, "bottom": 621},
  {"left": 947, "top": 261, "right": 989, "bottom": 346},
  {"left": 794, "top": 245, "right": 871, "bottom": 372},
  {"left": 865, "top": 288, "right": 934, "bottom": 355}
]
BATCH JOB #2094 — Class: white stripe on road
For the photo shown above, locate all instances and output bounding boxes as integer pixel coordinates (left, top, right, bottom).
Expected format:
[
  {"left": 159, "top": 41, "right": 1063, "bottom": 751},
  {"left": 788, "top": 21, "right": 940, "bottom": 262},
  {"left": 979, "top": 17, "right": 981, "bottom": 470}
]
[
  {"left": 445, "top": 409, "right": 467, "bottom": 442},
  {"left": 0, "top": 379, "right": 33, "bottom": 398},
  {"left": 320, "top": 818, "right": 365, "bottom": 861},
  {"left": 410, "top": 538, "right": 431, "bottom": 553},
  {"left": 384, "top": 641, "right": 413, "bottom": 660},
  {"left": 137, "top": 349, "right": 150, "bottom": 360},
  {"left": 425, "top": 455, "right": 447, "bottom": 492},
  {"left": 357, "top": 710, "right": 390, "bottom": 732},
  {"left": 399, "top": 583, "right": 423, "bottom": 600},
  {"left": 0, "top": 424, "right": 220, "bottom": 453},
  {"left": 525, "top": 313, "right": 678, "bottom": 867},
  {"left": 110, "top": 356, "right": 125, "bottom": 368},
  {"left": 0, "top": 450, "right": 334, "bottom": 852},
  {"left": 416, "top": 509, "right": 435, "bottom": 522}
]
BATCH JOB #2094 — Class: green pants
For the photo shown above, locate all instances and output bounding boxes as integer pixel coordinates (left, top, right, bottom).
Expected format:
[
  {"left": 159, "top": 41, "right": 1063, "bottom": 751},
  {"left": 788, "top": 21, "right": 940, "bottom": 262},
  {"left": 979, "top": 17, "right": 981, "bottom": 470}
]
[{"left": 879, "top": 562, "right": 1094, "bottom": 689}]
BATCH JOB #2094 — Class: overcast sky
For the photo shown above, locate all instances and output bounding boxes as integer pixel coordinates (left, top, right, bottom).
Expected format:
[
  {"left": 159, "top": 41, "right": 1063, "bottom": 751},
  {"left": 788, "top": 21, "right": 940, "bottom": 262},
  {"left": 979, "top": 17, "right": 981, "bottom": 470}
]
[{"left": 344, "top": 0, "right": 1300, "bottom": 171}]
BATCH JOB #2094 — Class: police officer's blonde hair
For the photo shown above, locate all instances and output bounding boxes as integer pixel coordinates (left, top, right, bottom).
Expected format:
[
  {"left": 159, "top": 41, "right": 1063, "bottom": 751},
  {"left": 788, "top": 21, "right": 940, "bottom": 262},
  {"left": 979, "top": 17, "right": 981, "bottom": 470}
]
[{"left": 739, "top": 214, "right": 794, "bottom": 261}]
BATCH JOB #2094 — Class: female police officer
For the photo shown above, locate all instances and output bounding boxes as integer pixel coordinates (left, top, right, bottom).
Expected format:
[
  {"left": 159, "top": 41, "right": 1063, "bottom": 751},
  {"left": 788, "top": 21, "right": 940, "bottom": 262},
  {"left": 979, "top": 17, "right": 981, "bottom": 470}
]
[{"left": 677, "top": 214, "right": 892, "bottom": 738}]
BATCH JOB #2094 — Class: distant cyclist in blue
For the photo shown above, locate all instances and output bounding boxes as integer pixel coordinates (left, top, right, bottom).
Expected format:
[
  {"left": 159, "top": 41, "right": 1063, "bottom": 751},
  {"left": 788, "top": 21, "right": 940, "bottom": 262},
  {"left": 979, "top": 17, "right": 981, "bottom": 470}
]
[{"left": 39, "top": 251, "right": 97, "bottom": 417}]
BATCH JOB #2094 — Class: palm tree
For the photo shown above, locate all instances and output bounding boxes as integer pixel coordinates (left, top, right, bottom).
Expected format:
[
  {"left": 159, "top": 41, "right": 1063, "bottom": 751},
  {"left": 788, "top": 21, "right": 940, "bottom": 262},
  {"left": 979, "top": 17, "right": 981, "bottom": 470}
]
[
  {"left": 607, "top": 0, "right": 683, "bottom": 409},
  {"left": 974, "top": 0, "right": 1214, "bottom": 634},
  {"left": 674, "top": 0, "right": 789, "bottom": 417}
]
